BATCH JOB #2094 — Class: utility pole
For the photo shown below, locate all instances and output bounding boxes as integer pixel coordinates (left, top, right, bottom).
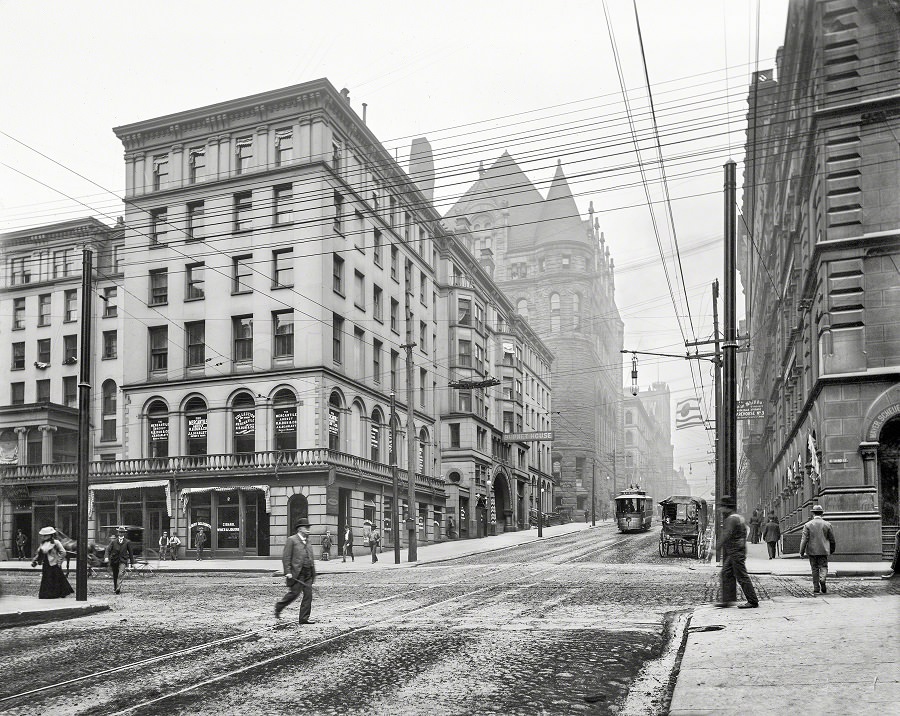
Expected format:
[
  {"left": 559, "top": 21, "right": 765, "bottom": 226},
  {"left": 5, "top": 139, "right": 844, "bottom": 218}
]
[
  {"left": 537, "top": 473, "right": 543, "bottom": 538},
  {"left": 723, "top": 161, "right": 738, "bottom": 504},
  {"left": 591, "top": 457, "right": 596, "bottom": 526},
  {"left": 390, "top": 391, "right": 400, "bottom": 564},
  {"left": 712, "top": 279, "right": 723, "bottom": 559},
  {"left": 76, "top": 248, "right": 93, "bottom": 602},
  {"left": 403, "top": 302, "right": 417, "bottom": 563}
]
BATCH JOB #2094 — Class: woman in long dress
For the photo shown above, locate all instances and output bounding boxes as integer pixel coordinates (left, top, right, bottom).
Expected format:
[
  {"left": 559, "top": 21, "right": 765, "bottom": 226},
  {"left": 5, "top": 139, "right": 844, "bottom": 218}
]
[{"left": 31, "top": 527, "right": 74, "bottom": 599}]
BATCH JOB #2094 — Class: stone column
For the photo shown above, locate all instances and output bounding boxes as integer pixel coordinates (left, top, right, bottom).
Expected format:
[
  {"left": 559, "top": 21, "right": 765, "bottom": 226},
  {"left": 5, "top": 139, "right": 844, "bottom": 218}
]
[
  {"left": 38, "top": 425, "right": 57, "bottom": 464},
  {"left": 256, "top": 125, "right": 269, "bottom": 170},
  {"left": 132, "top": 152, "right": 146, "bottom": 196},
  {"left": 298, "top": 119, "right": 312, "bottom": 162},
  {"left": 124, "top": 154, "right": 136, "bottom": 196},
  {"left": 14, "top": 427, "right": 28, "bottom": 465},
  {"left": 859, "top": 442, "right": 879, "bottom": 486},
  {"left": 206, "top": 136, "right": 220, "bottom": 179},
  {"left": 171, "top": 144, "right": 184, "bottom": 186}
]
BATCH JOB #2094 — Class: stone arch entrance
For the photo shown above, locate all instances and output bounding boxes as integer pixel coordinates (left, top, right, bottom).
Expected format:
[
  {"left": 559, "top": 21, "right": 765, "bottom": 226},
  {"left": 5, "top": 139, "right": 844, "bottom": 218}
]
[
  {"left": 492, "top": 471, "right": 513, "bottom": 533},
  {"left": 877, "top": 417, "right": 900, "bottom": 528}
]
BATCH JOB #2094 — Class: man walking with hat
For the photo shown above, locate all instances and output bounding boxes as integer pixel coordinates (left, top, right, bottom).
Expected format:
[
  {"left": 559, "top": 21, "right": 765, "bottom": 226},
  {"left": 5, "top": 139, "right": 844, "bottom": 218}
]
[
  {"left": 716, "top": 495, "right": 759, "bottom": 609},
  {"left": 275, "top": 518, "right": 317, "bottom": 626},
  {"left": 800, "top": 504, "right": 836, "bottom": 594},
  {"left": 104, "top": 526, "right": 135, "bottom": 595}
]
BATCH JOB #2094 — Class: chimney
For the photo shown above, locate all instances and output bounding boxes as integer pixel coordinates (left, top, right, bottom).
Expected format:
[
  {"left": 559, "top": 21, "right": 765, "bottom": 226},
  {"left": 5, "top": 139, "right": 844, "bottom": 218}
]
[
  {"left": 362, "top": 102, "right": 368, "bottom": 124},
  {"left": 479, "top": 247, "right": 495, "bottom": 278},
  {"left": 408, "top": 137, "right": 435, "bottom": 202}
]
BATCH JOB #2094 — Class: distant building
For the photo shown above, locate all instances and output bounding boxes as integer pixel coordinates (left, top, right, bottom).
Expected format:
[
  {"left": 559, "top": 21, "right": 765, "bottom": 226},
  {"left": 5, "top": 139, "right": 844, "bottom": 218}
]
[
  {"left": 622, "top": 383, "right": 675, "bottom": 504},
  {"left": 444, "top": 153, "right": 624, "bottom": 521},
  {"left": 739, "top": 1, "right": 900, "bottom": 560},
  {"left": 0, "top": 217, "right": 124, "bottom": 556}
]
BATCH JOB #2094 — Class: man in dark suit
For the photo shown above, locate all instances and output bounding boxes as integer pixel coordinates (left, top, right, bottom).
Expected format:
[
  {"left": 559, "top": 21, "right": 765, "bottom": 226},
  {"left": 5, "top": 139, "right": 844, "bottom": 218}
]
[
  {"left": 104, "top": 526, "right": 135, "bottom": 594},
  {"left": 275, "top": 518, "right": 317, "bottom": 625},
  {"left": 800, "top": 504, "right": 836, "bottom": 594}
]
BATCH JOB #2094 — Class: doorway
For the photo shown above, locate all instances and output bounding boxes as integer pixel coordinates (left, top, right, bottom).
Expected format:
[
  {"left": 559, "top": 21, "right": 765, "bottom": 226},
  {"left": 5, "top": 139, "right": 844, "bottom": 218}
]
[{"left": 878, "top": 417, "right": 900, "bottom": 526}]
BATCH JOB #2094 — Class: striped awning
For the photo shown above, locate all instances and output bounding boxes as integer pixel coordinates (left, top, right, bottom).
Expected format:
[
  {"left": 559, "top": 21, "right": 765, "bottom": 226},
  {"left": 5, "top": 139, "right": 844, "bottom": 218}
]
[
  {"left": 178, "top": 485, "right": 270, "bottom": 515},
  {"left": 89, "top": 480, "right": 171, "bottom": 517}
]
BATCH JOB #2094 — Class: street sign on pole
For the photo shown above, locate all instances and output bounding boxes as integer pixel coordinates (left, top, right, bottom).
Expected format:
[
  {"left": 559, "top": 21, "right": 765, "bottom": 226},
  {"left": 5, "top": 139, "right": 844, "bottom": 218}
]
[
  {"left": 501, "top": 431, "right": 553, "bottom": 443},
  {"left": 736, "top": 399, "right": 765, "bottom": 420}
]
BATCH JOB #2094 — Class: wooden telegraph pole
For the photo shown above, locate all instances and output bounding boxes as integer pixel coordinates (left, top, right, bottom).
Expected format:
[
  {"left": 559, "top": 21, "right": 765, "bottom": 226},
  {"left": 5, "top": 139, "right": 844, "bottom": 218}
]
[{"left": 76, "top": 248, "right": 93, "bottom": 602}]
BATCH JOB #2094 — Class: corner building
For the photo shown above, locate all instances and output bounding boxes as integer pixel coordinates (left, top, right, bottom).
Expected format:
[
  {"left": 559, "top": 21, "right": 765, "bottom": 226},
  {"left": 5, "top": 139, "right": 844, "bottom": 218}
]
[{"left": 739, "top": 0, "right": 900, "bottom": 559}]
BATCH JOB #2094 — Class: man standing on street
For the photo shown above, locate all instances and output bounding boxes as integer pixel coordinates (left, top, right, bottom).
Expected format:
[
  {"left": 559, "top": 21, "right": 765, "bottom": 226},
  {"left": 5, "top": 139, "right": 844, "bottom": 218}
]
[
  {"left": 275, "top": 518, "right": 316, "bottom": 626},
  {"left": 799, "top": 504, "right": 836, "bottom": 594},
  {"left": 715, "top": 495, "right": 759, "bottom": 609},
  {"left": 104, "top": 526, "right": 135, "bottom": 595}
]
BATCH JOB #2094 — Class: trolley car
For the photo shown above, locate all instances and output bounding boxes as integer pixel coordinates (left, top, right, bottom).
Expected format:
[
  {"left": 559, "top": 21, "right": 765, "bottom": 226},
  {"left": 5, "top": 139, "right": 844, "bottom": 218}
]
[
  {"left": 614, "top": 488, "right": 654, "bottom": 532},
  {"left": 658, "top": 495, "right": 709, "bottom": 558}
]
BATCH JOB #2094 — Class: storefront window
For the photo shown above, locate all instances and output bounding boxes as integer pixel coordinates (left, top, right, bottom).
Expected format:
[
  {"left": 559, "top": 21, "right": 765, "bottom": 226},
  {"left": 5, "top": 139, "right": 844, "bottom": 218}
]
[
  {"left": 216, "top": 490, "right": 240, "bottom": 549},
  {"left": 189, "top": 492, "right": 211, "bottom": 549},
  {"left": 244, "top": 492, "right": 258, "bottom": 549}
]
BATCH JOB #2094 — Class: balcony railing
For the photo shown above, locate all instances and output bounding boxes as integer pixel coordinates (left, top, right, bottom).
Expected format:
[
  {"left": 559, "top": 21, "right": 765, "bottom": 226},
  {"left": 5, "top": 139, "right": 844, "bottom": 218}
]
[{"left": 0, "top": 449, "right": 444, "bottom": 493}]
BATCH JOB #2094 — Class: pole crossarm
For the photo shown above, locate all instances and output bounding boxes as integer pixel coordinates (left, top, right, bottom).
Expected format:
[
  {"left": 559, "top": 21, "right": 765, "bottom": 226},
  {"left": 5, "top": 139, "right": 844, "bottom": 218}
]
[{"left": 621, "top": 348, "right": 717, "bottom": 363}]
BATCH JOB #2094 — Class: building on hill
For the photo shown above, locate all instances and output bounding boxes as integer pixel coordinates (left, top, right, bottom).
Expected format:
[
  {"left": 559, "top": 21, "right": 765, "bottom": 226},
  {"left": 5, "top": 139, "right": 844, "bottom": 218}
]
[{"left": 444, "top": 152, "right": 624, "bottom": 521}]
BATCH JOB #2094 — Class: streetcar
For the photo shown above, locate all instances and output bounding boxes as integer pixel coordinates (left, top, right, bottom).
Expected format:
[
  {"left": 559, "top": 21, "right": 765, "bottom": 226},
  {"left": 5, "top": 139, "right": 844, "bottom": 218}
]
[
  {"left": 614, "top": 488, "right": 654, "bottom": 532},
  {"left": 658, "top": 495, "right": 709, "bottom": 558}
]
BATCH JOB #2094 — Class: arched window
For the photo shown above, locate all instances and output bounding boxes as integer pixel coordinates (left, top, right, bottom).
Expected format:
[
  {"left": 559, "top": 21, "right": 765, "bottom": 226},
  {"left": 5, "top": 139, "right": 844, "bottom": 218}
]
[
  {"left": 418, "top": 427, "right": 429, "bottom": 474},
  {"left": 516, "top": 298, "right": 528, "bottom": 320},
  {"left": 273, "top": 389, "right": 297, "bottom": 451},
  {"left": 101, "top": 380, "right": 117, "bottom": 441},
  {"left": 328, "top": 392, "right": 342, "bottom": 452},
  {"left": 370, "top": 409, "right": 383, "bottom": 463},
  {"left": 573, "top": 293, "right": 582, "bottom": 331},
  {"left": 232, "top": 392, "right": 256, "bottom": 454},
  {"left": 550, "top": 293, "right": 560, "bottom": 332},
  {"left": 147, "top": 400, "right": 168, "bottom": 458},
  {"left": 288, "top": 494, "right": 309, "bottom": 536},
  {"left": 185, "top": 397, "right": 208, "bottom": 456}
]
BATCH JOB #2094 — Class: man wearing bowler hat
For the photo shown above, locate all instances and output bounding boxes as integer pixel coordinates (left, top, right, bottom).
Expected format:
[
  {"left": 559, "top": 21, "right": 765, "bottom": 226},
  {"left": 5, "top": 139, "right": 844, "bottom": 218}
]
[
  {"left": 104, "top": 526, "right": 135, "bottom": 595},
  {"left": 715, "top": 495, "right": 759, "bottom": 609},
  {"left": 275, "top": 518, "right": 317, "bottom": 625},
  {"left": 800, "top": 504, "right": 836, "bottom": 594}
]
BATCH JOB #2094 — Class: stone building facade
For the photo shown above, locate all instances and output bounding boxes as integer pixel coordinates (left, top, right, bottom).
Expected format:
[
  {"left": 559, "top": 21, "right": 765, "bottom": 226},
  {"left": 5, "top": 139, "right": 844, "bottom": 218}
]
[
  {"left": 622, "top": 383, "right": 676, "bottom": 504},
  {"left": 739, "top": 0, "right": 900, "bottom": 559}
]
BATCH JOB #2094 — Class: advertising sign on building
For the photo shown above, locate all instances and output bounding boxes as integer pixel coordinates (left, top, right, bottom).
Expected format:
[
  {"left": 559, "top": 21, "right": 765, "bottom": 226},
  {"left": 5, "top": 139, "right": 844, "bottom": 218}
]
[
  {"left": 736, "top": 399, "right": 765, "bottom": 420},
  {"left": 149, "top": 418, "right": 169, "bottom": 442},
  {"left": 328, "top": 409, "right": 339, "bottom": 435},
  {"left": 187, "top": 415, "right": 207, "bottom": 439},
  {"left": 502, "top": 431, "right": 554, "bottom": 443},
  {"left": 233, "top": 410, "right": 255, "bottom": 435},
  {"left": 274, "top": 408, "right": 296, "bottom": 434}
]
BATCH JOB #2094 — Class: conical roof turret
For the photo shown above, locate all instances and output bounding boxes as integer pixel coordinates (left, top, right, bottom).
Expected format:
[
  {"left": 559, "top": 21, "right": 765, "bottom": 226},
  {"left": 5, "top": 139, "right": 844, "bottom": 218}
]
[{"left": 536, "top": 161, "right": 586, "bottom": 245}]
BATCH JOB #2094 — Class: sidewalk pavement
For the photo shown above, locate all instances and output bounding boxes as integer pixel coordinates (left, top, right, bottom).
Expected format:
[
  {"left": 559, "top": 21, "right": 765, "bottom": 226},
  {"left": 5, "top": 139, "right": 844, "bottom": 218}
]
[
  {"left": 742, "top": 539, "right": 890, "bottom": 577},
  {"left": 0, "top": 521, "right": 595, "bottom": 627}
]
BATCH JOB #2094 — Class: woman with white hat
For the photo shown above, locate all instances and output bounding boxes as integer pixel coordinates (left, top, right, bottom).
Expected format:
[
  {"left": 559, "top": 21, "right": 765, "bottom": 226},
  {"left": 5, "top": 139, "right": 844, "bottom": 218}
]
[{"left": 30, "top": 526, "right": 74, "bottom": 599}]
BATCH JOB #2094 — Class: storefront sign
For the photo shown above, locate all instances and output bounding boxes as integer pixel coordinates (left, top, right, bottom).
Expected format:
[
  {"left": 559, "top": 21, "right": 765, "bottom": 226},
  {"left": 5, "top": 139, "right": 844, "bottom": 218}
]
[
  {"left": 149, "top": 419, "right": 169, "bottom": 442},
  {"left": 187, "top": 415, "right": 207, "bottom": 439},
  {"left": 371, "top": 426, "right": 380, "bottom": 448},
  {"left": 328, "top": 409, "right": 339, "bottom": 435},
  {"left": 502, "top": 431, "right": 553, "bottom": 442},
  {"left": 737, "top": 399, "right": 765, "bottom": 420},
  {"left": 233, "top": 410, "right": 255, "bottom": 435},
  {"left": 325, "top": 483, "right": 340, "bottom": 516},
  {"left": 275, "top": 408, "right": 296, "bottom": 434}
]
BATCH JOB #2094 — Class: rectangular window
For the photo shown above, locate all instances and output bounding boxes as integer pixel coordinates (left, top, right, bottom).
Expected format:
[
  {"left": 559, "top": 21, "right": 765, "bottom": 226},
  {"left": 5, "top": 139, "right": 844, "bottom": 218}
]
[
  {"left": 149, "top": 268, "right": 168, "bottom": 305},
  {"left": 332, "top": 314, "right": 344, "bottom": 364},
  {"left": 355, "top": 327, "right": 365, "bottom": 376},
  {"left": 235, "top": 136, "right": 253, "bottom": 174},
  {"left": 373, "top": 340, "right": 382, "bottom": 383},
  {"left": 64, "top": 290, "right": 77, "bottom": 322},
  {"left": 274, "top": 184, "right": 293, "bottom": 224},
  {"left": 420, "top": 273, "right": 427, "bottom": 305},
  {"left": 36, "top": 379, "right": 50, "bottom": 403},
  {"left": 458, "top": 339, "right": 472, "bottom": 367},
  {"left": 186, "top": 263, "right": 205, "bottom": 300},
  {"left": 354, "top": 271, "right": 365, "bottom": 309},
  {"left": 13, "top": 297, "right": 26, "bottom": 329},
  {"left": 275, "top": 129, "right": 293, "bottom": 166},
  {"left": 391, "top": 245, "right": 399, "bottom": 281},
  {"left": 38, "top": 294, "right": 51, "bottom": 326},
  {"left": 10, "top": 257, "right": 30, "bottom": 285},
  {"left": 332, "top": 141, "right": 342, "bottom": 173},
  {"left": 404, "top": 212, "right": 411, "bottom": 242},
  {"left": 103, "top": 287, "right": 117, "bottom": 317},
  {"left": 102, "top": 330, "right": 117, "bottom": 359},
  {"left": 37, "top": 338, "right": 51, "bottom": 364},
  {"left": 373, "top": 229, "right": 382, "bottom": 266},
  {"left": 11, "top": 382, "right": 25, "bottom": 405},
  {"left": 150, "top": 208, "right": 167, "bottom": 244},
  {"left": 273, "top": 249, "right": 293, "bottom": 288},
  {"left": 149, "top": 327, "right": 168, "bottom": 372},
  {"left": 234, "top": 192, "right": 252, "bottom": 232},
  {"left": 390, "top": 298, "right": 399, "bottom": 333},
  {"left": 63, "top": 376, "right": 77, "bottom": 407},
  {"left": 189, "top": 147, "right": 205, "bottom": 183},
  {"left": 420, "top": 368, "right": 426, "bottom": 407},
  {"left": 373, "top": 285, "right": 383, "bottom": 322},
  {"left": 390, "top": 350, "right": 398, "bottom": 391},
  {"left": 418, "top": 227, "right": 426, "bottom": 256},
  {"left": 459, "top": 390, "right": 472, "bottom": 413},
  {"left": 233, "top": 255, "right": 252, "bottom": 293},
  {"left": 153, "top": 155, "right": 169, "bottom": 190},
  {"left": 185, "top": 321, "right": 205, "bottom": 367},
  {"left": 449, "top": 423, "right": 460, "bottom": 448},
  {"left": 52, "top": 249, "right": 72, "bottom": 278},
  {"left": 273, "top": 311, "right": 294, "bottom": 358},
  {"left": 12, "top": 342, "right": 25, "bottom": 370},
  {"left": 332, "top": 254, "right": 344, "bottom": 294},
  {"left": 333, "top": 191, "right": 344, "bottom": 233},
  {"left": 63, "top": 334, "right": 77, "bottom": 363},
  {"left": 232, "top": 316, "right": 253, "bottom": 363},
  {"left": 420, "top": 321, "right": 427, "bottom": 353},
  {"left": 389, "top": 197, "right": 397, "bottom": 228},
  {"left": 458, "top": 297, "right": 471, "bottom": 325},
  {"left": 187, "top": 201, "right": 204, "bottom": 240}
]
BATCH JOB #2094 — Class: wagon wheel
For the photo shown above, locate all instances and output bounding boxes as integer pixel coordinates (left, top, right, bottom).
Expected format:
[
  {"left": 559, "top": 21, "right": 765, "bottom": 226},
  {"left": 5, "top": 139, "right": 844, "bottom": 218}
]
[
  {"left": 691, "top": 540, "right": 698, "bottom": 557},
  {"left": 658, "top": 539, "right": 666, "bottom": 558}
]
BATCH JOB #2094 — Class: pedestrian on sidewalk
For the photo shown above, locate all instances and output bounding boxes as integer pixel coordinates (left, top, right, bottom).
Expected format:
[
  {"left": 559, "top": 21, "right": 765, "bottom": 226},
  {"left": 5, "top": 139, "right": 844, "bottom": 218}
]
[
  {"left": 104, "top": 526, "right": 135, "bottom": 595},
  {"left": 168, "top": 532, "right": 181, "bottom": 560},
  {"left": 748, "top": 510, "right": 761, "bottom": 544},
  {"left": 800, "top": 504, "right": 836, "bottom": 594},
  {"left": 369, "top": 525, "right": 381, "bottom": 563},
  {"left": 15, "top": 528, "right": 28, "bottom": 560},
  {"left": 715, "top": 496, "right": 759, "bottom": 609},
  {"left": 882, "top": 528, "right": 899, "bottom": 579},
  {"left": 342, "top": 525, "right": 354, "bottom": 563},
  {"left": 195, "top": 527, "right": 207, "bottom": 560},
  {"left": 31, "top": 527, "right": 74, "bottom": 599},
  {"left": 275, "top": 518, "right": 316, "bottom": 626},
  {"left": 762, "top": 514, "right": 781, "bottom": 560},
  {"left": 321, "top": 530, "right": 333, "bottom": 561},
  {"left": 158, "top": 531, "right": 169, "bottom": 560}
]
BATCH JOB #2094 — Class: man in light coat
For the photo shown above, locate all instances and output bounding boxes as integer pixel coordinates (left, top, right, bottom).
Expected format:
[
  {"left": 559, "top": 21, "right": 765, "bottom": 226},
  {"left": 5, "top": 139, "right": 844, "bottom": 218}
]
[
  {"left": 799, "top": 504, "right": 836, "bottom": 594},
  {"left": 275, "top": 518, "right": 317, "bottom": 625}
]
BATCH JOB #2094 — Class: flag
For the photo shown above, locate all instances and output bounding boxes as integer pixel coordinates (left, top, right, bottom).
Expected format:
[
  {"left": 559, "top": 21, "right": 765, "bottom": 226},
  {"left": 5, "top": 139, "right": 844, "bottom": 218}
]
[
  {"left": 808, "top": 433, "right": 820, "bottom": 475},
  {"left": 675, "top": 398, "right": 704, "bottom": 430}
]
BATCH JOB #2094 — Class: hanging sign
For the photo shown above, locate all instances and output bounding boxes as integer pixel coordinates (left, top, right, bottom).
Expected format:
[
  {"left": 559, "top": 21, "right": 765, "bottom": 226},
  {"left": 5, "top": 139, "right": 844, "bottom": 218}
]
[{"left": 736, "top": 399, "right": 765, "bottom": 420}]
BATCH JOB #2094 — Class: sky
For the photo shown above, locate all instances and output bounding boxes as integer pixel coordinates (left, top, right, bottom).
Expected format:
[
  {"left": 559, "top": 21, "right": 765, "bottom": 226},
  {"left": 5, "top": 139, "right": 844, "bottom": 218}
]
[{"left": 0, "top": 0, "right": 791, "bottom": 495}]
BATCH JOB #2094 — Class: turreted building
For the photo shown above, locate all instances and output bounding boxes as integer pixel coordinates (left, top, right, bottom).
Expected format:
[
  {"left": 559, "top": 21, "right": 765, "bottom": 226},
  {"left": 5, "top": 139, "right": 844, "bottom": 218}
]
[{"left": 444, "top": 152, "right": 624, "bottom": 520}]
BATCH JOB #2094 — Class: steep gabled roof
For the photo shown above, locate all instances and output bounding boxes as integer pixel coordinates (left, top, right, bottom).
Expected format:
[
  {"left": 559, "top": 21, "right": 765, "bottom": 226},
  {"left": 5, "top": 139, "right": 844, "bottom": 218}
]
[{"left": 535, "top": 161, "right": 587, "bottom": 245}]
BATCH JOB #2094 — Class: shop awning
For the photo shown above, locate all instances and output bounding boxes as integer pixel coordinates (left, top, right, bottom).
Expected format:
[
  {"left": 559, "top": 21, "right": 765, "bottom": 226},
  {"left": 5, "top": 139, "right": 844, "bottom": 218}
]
[
  {"left": 88, "top": 480, "right": 172, "bottom": 517},
  {"left": 178, "top": 485, "right": 271, "bottom": 515}
]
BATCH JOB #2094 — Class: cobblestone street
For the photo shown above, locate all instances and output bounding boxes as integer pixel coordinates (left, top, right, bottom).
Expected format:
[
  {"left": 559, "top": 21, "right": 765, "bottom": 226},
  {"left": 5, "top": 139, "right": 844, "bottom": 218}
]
[{"left": 1, "top": 525, "right": 896, "bottom": 715}]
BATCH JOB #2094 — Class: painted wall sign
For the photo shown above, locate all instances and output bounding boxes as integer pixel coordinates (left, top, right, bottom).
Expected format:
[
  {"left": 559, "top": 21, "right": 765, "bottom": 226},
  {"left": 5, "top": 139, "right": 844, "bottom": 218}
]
[{"left": 868, "top": 404, "right": 900, "bottom": 441}]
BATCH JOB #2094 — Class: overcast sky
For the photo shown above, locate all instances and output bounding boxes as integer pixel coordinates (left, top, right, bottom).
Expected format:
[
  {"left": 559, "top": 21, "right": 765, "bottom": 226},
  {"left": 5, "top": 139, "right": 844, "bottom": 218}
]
[{"left": 0, "top": 0, "right": 791, "bottom": 494}]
